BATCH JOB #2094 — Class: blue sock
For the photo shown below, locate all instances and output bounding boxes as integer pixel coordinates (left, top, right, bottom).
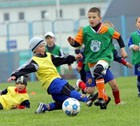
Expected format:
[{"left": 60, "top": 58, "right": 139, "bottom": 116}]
[
  {"left": 43, "top": 104, "right": 48, "bottom": 111},
  {"left": 70, "top": 90, "right": 88, "bottom": 102}
]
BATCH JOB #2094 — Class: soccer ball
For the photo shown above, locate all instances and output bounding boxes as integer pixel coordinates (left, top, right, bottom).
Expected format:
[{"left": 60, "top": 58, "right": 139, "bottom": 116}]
[{"left": 62, "top": 98, "right": 80, "bottom": 116}]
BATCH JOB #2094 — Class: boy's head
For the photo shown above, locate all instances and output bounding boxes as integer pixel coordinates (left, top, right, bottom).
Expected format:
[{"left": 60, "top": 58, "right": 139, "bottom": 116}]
[
  {"left": 16, "top": 76, "right": 27, "bottom": 86},
  {"left": 103, "top": 20, "right": 114, "bottom": 28},
  {"left": 44, "top": 32, "right": 55, "bottom": 39},
  {"left": 136, "top": 17, "right": 140, "bottom": 30},
  {"left": 88, "top": 7, "right": 101, "bottom": 27},
  {"left": 44, "top": 32, "right": 55, "bottom": 47},
  {"left": 29, "top": 37, "right": 46, "bottom": 53}
]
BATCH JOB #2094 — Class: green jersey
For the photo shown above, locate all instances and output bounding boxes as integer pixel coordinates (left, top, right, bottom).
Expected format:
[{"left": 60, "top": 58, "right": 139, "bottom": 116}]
[
  {"left": 130, "top": 31, "right": 140, "bottom": 64},
  {"left": 83, "top": 25, "right": 115, "bottom": 65},
  {"left": 46, "top": 45, "right": 63, "bottom": 73}
]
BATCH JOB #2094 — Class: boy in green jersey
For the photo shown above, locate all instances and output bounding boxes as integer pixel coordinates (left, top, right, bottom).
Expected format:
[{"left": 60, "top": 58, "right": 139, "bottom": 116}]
[
  {"left": 128, "top": 17, "right": 140, "bottom": 97},
  {"left": 45, "top": 32, "right": 72, "bottom": 74},
  {"left": 68, "top": 7, "right": 127, "bottom": 109}
]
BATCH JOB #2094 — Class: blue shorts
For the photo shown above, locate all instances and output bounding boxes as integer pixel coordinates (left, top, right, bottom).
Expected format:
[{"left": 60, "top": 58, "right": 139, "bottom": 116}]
[
  {"left": 48, "top": 78, "right": 70, "bottom": 102},
  {"left": 134, "top": 64, "right": 140, "bottom": 76},
  {"left": 48, "top": 78, "right": 67, "bottom": 94},
  {"left": 86, "top": 69, "right": 114, "bottom": 87}
]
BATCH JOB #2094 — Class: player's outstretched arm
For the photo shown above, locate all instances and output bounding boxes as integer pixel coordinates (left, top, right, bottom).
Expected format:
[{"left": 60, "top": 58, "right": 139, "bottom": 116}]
[{"left": 7, "top": 76, "right": 16, "bottom": 82}]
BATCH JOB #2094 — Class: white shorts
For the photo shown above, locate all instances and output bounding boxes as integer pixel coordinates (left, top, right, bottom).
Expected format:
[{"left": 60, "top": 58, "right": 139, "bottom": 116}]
[{"left": 89, "top": 60, "right": 109, "bottom": 77}]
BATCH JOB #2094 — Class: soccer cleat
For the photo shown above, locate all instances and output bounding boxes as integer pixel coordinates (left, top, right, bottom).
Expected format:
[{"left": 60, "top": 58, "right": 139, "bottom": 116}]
[
  {"left": 94, "top": 96, "right": 111, "bottom": 109},
  {"left": 35, "top": 103, "right": 46, "bottom": 114},
  {"left": 75, "top": 79, "right": 83, "bottom": 91},
  {"left": 138, "top": 93, "right": 140, "bottom": 97},
  {"left": 94, "top": 98, "right": 106, "bottom": 109},
  {"left": 86, "top": 93, "right": 98, "bottom": 107},
  {"left": 116, "top": 101, "right": 126, "bottom": 105},
  {"left": 94, "top": 98, "right": 106, "bottom": 106},
  {"left": 106, "top": 96, "right": 111, "bottom": 106}
]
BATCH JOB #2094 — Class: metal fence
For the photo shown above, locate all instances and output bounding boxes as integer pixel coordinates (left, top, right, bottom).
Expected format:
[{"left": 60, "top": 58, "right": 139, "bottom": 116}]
[{"left": 0, "top": 15, "right": 137, "bottom": 83}]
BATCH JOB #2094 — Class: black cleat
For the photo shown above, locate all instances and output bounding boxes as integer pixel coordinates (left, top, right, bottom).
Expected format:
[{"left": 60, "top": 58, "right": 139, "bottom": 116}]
[
  {"left": 106, "top": 96, "right": 111, "bottom": 106},
  {"left": 94, "top": 96, "right": 111, "bottom": 110},
  {"left": 94, "top": 98, "right": 106, "bottom": 107},
  {"left": 86, "top": 93, "right": 98, "bottom": 107},
  {"left": 94, "top": 98, "right": 107, "bottom": 109}
]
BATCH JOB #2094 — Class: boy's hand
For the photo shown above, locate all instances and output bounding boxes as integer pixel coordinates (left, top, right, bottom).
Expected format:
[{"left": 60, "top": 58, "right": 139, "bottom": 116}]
[
  {"left": 7, "top": 76, "right": 16, "bottom": 82},
  {"left": 67, "top": 36, "right": 75, "bottom": 45},
  {"left": 75, "top": 53, "right": 83, "bottom": 60},
  {"left": 132, "top": 45, "right": 139, "bottom": 51}
]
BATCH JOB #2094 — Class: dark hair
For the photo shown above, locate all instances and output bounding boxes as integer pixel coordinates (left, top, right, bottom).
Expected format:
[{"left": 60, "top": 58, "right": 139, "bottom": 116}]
[
  {"left": 88, "top": 7, "right": 101, "bottom": 16},
  {"left": 16, "top": 76, "right": 27, "bottom": 86}
]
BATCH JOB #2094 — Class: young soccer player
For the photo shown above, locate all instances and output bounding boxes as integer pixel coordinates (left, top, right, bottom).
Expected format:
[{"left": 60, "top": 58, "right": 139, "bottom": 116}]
[
  {"left": 44, "top": 32, "right": 72, "bottom": 74},
  {"left": 7, "top": 37, "right": 95, "bottom": 114},
  {"left": 128, "top": 17, "right": 140, "bottom": 97},
  {"left": 0, "top": 76, "right": 30, "bottom": 110},
  {"left": 67, "top": 7, "right": 127, "bottom": 109},
  {"left": 103, "top": 21, "right": 132, "bottom": 68}
]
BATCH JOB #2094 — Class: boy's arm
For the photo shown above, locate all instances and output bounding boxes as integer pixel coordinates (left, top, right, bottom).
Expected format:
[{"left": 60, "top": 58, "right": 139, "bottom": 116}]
[
  {"left": 51, "top": 54, "right": 82, "bottom": 67},
  {"left": 67, "top": 28, "right": 83, "bottom": 47},
  {"left": 8, "top": 59, "right": 38, "bottom": 82},
  {"left": 0, "top": 89, "right": 8, "bottom": 95},
  {"left": 17, "top": 100, "right": 30, "bottom": 109},
  {"left": 113, "top": 31, "right": 127, "bottom": 58},
  {"left": 128, "top": 36, "right": 139, "bottom": 51}
]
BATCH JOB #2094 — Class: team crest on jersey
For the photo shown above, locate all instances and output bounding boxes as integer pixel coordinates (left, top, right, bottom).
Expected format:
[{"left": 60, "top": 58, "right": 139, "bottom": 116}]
[{"left": 90, "top": 40, "right": 101, "bottom": 52}]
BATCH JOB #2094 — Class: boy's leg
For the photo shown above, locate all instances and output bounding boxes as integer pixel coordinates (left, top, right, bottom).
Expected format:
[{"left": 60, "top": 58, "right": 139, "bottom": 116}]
[
  {"left": 35, "top": 101, "right": 62, "bottom": 114},
  {"left": 91, "top": 61, "right": 110, "bottom": 109},
  {"left": 137, "top": 76, "right": 140, "bottom": 97},
  {"left": 134, "top": 65, "right": 140, "bottom": 96},
  {"left": 104, "top": 69, "right": 121, "bottom": 104},
  {"left": 61, "top": 83, "right": 88, "bottom": 102}
]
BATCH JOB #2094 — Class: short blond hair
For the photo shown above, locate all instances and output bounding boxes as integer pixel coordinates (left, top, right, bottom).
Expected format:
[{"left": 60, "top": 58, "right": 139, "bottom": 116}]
[{"left": 103, "top": 20, "right": 114, "bottom": 28}]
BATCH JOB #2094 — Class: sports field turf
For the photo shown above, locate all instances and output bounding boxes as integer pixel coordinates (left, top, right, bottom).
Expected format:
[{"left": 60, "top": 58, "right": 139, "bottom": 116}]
[{"left": 0, "top": 76, "right": 140, "bottom": 126}]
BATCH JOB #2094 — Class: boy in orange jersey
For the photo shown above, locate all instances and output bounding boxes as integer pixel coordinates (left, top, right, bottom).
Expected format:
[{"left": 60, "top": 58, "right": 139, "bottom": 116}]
[
  {"left": 67, "top": 7, "right": 127, "bottom": 109},
  {"left": 0, "top": 76, "right": 30, "bottom": 110}
]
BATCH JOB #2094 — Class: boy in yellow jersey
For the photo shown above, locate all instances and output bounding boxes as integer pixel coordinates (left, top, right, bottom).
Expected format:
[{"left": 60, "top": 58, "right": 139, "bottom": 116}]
[
  {"left": 7, "top": 37, "right": 95, "bottom": 114},
  {"left": 67, "top": 7, "right": 127, "bottom": 109},
  {"left": 0, "top": 76, "right": 30, "bottom": 110}
]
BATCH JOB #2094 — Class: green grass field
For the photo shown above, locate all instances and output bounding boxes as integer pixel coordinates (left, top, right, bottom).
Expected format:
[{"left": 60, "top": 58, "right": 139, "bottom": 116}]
[{"left": 0, "top": 76, "right": 140, "bottom": 126}]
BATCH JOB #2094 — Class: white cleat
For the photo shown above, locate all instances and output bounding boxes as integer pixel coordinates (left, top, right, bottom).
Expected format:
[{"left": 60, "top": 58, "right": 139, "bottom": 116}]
[{"left": 35, "top": 103, "right": 46, "bottom": 114}]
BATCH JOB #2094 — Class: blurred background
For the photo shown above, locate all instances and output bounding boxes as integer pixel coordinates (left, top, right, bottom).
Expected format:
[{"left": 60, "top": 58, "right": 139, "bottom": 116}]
[{"left": 0, "top": 0, "right": 139, "bottom": 83}]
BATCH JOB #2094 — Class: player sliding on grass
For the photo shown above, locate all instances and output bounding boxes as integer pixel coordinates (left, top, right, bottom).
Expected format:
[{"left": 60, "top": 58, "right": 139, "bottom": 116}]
[{"left": 7, "top": 37, "right": 97, "bottom": 114}]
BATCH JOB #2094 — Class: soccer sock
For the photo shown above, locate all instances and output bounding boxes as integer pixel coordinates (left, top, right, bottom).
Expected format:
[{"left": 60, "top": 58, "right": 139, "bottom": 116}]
[
  {"left": 112, "top": 90, "right": 121, "bottom": 104},
  {"left": 79, "top": 81, "right": 86, "bottom": 90},
  {"left": 137, "top": 81, "right": 140, "bottom": 94},
  {"left": 70, "top": 90, "right": 88, "bottom": 102},
  {"left": 104, "top": 91, "right": 109, "bottom": 102},
  {"left": 96, "top": 79, "right": 105, "bottom": 100},
  {"left": 42, "top": 104, "right": 48, "bottom": 111},
  {"left": 47, "top": 103, "right": 57, "bottom": 111}
]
